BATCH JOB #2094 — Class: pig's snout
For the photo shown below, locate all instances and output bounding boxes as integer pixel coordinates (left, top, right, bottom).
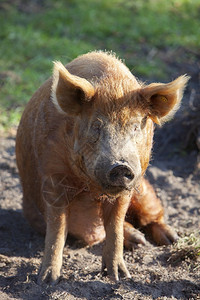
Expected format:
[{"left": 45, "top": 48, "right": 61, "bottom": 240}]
[
  {"left": 107, "top": 164, "right": 134, "bottom": 189},
  {"left": 95, "top": 157, "right": 141, "bottom": 194}
]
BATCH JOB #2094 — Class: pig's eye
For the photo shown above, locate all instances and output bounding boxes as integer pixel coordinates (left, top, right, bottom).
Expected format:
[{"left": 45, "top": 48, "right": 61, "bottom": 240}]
[
  {"left": 90, "top": 119, "right": 102, "bottom": 143},
  {"left": 141, "top": 116, "right": 147, "bottom": 130},
  {"left": 133, "top": 124, "right": 139, "bottom": 132}
]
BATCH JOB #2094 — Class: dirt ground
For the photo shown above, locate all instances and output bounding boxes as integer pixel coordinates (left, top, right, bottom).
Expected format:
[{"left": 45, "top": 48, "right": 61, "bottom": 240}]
[{"left": 1, "top": 52, "right": 200, "bottom": 299}]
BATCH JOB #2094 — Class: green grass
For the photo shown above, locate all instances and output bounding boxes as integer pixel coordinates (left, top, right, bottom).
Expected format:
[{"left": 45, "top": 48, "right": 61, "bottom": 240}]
[
  {"left": 0, "top": 0, "right": 200, "bottom": 130},
  {"left": 168, "top": 233, "right": 200, "bottom": 270}
]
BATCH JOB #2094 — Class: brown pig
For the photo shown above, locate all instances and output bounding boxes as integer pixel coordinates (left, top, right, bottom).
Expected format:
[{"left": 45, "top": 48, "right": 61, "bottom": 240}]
[{"left": 16, "top": 51, "right": 189, "bottom": 284}]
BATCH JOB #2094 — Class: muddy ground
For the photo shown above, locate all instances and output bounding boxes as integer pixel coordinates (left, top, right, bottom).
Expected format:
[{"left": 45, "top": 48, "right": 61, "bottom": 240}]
[{"left": 1, "top": 52, "right": 200, "bottom": 299}]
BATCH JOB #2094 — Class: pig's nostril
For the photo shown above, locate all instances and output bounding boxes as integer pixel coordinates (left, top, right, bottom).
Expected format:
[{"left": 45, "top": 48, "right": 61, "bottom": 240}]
[
  {"left": 108, "top": 165, "right": 134, "bottom": 187},
  {"left": 125, "top": 170, "right": 134, "bottom": 180}
]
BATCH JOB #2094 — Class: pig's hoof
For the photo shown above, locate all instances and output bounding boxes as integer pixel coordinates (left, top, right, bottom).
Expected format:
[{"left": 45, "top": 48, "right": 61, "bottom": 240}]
[
  {"left": 124, "top": 223, "right": 146, "bottom": 249},
  {"left": 144, "top": 222, "right": 179, "bottom": 246},
  {"left": 37, "top": 266, "right": 60, "bottom": 285},
  {"left": 102, "top": 254, "right": 131, "bottom": 281}
]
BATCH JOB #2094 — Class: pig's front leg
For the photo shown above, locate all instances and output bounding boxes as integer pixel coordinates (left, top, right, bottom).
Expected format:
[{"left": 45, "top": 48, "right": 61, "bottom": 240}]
[
  {"left": 38, "top": 204, "right": 68, "bottom": 285},
  {"left": 102, "top": 196, "right": 131, "bottom": 281}
]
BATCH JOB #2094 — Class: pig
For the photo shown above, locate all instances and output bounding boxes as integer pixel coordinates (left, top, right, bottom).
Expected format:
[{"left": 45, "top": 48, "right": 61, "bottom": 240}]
[{"left": 15, "top": 51, "right": 189, "bottom": 284}]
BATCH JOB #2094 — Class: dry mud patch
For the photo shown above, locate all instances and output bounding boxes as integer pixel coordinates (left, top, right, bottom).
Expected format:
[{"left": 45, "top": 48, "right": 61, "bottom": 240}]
[{"left": 0, "top": 133, "right": 200, "bottom": 300}]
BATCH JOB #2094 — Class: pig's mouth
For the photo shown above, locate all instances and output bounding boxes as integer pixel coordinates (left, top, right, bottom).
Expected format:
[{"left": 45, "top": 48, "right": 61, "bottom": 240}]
[{"left": 100, "top": 183, "right": 133, "bottom": 196}]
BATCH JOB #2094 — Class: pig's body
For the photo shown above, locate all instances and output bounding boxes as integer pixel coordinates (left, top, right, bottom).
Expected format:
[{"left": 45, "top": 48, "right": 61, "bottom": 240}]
[{"left": 16, "top": 51, "right": 188, "bottom": 283}]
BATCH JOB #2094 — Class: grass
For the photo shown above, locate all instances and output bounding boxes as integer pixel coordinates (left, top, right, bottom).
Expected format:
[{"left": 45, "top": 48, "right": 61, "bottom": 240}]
[
  {"left": 168, "top": 232, "right": 200, "bottom": 271},
  {"left": 0, "top": 0, "right": 200, "bottom": 130}
]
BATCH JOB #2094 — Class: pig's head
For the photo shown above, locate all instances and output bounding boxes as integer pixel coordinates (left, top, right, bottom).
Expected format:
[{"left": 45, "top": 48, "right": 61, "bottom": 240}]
[{"left": 51, "top": 58, "right": 189, "bottom": 196}]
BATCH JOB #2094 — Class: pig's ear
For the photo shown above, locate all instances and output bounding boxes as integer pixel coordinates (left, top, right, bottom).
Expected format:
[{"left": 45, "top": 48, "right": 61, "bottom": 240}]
[
  {"left": 51, "top": 61, "right": 95, "bottom": 115},
  {"left": 141, "top": 75, "right": 190, "bottom": 124}
]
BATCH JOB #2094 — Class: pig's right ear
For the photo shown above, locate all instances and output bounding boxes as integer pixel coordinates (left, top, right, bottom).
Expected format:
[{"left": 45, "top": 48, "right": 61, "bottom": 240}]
[
  {"left": 51, "top": 61, "right": 95, "bottom": 115},
  {"left": 140, "top": 75, "right": 190, "bottom": 125}
]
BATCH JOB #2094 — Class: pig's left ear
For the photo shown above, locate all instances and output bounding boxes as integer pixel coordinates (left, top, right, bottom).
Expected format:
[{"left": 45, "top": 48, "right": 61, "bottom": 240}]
[
  {"left": 141, "top": 75, "right": 190, "bottom": 124},
  {"left": 51, "top": 61, "right": 95, "bottom": 115}
]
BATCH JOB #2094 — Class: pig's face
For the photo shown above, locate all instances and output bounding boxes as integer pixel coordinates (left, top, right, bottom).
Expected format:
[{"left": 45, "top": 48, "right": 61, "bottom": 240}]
[
  {"left": 51, "top": 56, "right": 189, "bottom": 195},
  {"left": 73, "top": 109, "right": 153, "bottom": 195}
]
